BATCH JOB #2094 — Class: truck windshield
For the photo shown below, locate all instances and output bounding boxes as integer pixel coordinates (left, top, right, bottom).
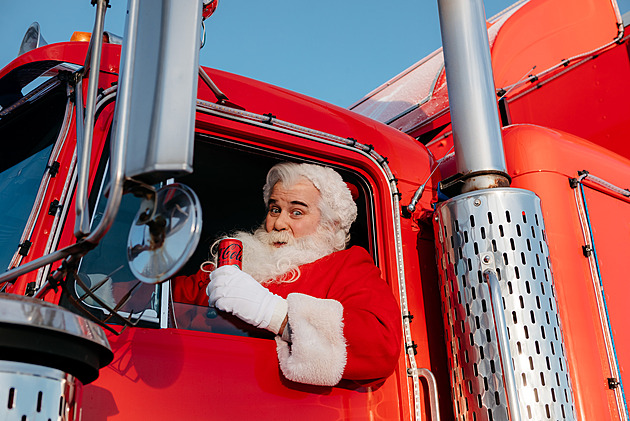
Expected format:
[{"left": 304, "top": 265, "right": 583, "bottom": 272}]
[
  {"left": 0, "top": 81, "right": 67, "bottom": 270},
  {"left": 0, "top": 144, "right": 53, "bottom": 269}
]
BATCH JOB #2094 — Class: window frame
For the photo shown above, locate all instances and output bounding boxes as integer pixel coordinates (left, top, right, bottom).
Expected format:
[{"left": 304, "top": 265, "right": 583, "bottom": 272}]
[{"left": 67, "top": 131, "right": 381, "bottom": 336}]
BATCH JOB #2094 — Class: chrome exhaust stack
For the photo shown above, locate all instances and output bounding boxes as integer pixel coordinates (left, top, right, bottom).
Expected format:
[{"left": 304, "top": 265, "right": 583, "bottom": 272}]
[
  {"left": 433, "top": 1, "right": 576, "bottom": 420},
  {"left": 437, "top": 0, "right": 510, "bottom": 195}
]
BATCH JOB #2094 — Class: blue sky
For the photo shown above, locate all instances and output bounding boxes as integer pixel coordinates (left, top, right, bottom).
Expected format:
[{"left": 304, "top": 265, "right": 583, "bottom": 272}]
[{"left": 1, "top": 1, "right": 629, "bottom": 107}]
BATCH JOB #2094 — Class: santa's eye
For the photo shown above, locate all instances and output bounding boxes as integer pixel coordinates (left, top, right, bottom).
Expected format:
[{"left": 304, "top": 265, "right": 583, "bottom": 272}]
[
  {"left": 291, "top": 209, "right": 304, "bottom": 216},
  {"left": 269, "top": 207, "right": 281, "bottom": 215}
]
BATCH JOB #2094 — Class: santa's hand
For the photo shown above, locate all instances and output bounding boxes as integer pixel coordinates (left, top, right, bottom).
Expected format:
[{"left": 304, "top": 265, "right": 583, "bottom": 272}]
[{"left": 208, "top": 265, "right": 287, "bottom": 333}]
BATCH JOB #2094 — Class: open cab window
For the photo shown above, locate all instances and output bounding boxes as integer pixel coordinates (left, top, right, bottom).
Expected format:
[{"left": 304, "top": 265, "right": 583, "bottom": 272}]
[{"left": 69, "top": 135, "right": 375, "bottom": 337}]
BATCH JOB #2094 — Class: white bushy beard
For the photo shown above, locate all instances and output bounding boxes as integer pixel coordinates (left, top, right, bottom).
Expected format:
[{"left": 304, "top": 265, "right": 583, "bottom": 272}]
[{"left": 227, "top": 224, "right": 338, "bottom": 285}]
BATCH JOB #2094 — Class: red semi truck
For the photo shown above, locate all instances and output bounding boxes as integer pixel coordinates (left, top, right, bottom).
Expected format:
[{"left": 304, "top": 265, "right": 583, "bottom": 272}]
[{"left": 0, "top": 0, "right": 628, "bottom": 420}]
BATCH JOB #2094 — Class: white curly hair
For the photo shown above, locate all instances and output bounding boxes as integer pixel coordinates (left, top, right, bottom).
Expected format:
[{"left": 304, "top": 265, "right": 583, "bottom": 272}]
[{"left": 262, "top": 162, "right": 358, "bottom": 251}]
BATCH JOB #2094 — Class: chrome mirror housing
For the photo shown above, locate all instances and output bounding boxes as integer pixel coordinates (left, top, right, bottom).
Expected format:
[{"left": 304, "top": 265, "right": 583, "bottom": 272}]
[{"left": 127, "top": 183, "right": 202, "bottom": 284}]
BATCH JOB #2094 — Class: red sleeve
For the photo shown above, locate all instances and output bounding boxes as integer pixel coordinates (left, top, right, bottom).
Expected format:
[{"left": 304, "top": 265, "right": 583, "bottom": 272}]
[
  {"left": 171, "top": 269, "right": 210, "bottom": 306},
  {"left": 328, "top": 248, "right": 402, "bottom": 381}
]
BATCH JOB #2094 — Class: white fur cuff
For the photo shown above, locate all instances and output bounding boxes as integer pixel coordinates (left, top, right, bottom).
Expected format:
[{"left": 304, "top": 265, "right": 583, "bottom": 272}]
[{"left": 275, "top": 293, "right": 346, "bottom": 386}]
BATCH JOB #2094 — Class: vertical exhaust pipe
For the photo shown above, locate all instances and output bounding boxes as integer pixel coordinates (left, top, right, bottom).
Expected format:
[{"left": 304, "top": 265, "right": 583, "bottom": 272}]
[
  {"left": 433, "top": 2, "right": 578, "bottom": 421},
  {"left": 437, "top": 0, "right": 510, "bottom": 194}
]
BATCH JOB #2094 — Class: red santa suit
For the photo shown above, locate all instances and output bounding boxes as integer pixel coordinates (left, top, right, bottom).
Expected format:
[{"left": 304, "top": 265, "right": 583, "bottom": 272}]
[{"left": 172, "top": 246, "right": 401, "bottom": 386}]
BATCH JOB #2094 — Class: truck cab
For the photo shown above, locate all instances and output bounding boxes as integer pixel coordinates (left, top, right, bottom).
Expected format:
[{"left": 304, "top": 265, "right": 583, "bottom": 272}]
[
  {"left": 0, "top": 30, "right": 442, "bottom": 419},
  {"left": 1, "top": 0, "right": 629, "bottom": 420}
]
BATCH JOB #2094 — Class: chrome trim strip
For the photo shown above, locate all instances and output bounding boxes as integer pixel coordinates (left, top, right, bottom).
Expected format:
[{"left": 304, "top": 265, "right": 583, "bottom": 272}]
[{"left": 573, "top": 178, "right": 629, "bottom": 420}]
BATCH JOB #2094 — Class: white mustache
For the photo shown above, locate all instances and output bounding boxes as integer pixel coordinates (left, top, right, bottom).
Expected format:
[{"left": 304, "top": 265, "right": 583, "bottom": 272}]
[{"left": 266, "top": 230, "right": 294, "bottom": 245}]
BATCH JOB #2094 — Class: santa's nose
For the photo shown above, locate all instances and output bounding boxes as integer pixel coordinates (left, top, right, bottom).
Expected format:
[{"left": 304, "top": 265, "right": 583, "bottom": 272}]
[{"left": 273, "top": 212, "right": 290, "bottom": 231}]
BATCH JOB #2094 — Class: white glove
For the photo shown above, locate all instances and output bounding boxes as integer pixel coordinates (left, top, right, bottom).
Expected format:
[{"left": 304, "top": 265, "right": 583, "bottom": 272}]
[{"left": 208, "top": 265, "right": 287, "bottom": 333}]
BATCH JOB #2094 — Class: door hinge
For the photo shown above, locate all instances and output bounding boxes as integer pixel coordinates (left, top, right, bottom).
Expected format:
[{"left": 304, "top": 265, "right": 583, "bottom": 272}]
[
  {"left": 406, "top": 342, "right": 418, "bottom": 355},
  {"left": 582, "top": 245, "right": 593, "bottom": 257},
  {"left": 18, "top": 240, "right": 32, "bottom": 257},
  {"left": 608, "top": 378, "right": 620, "bottom": 389},
  {"left": 47, "top": 161, "right": 60, "bottom": 177},
  {"left": 25, "top": 282, "right": 37, "bottom": 297},
  {"left": 48, "top": 200, "right": 62, "bottom": 216}
]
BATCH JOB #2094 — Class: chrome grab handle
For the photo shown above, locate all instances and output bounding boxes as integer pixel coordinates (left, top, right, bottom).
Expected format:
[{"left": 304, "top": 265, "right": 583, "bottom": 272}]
[
  {"left": 416, "top": 368, "right": 441, "bottom": 421},
  {"left": 483, "top": 268, "right": 522, "bottom": 421}
]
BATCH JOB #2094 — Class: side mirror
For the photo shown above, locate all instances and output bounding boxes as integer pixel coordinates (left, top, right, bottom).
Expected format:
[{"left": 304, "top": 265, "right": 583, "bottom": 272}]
[
  {"left": 127, "top": 183, "right": 202, "bottom": 284},
  {"left": 120, "top": 0, "right": 202, "bottom": 184}
]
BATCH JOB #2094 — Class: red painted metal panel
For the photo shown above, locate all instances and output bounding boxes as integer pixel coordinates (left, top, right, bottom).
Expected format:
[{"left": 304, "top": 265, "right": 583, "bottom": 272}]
[
  {"left": 504, "top": 42, "right": 630, "bottom": 161},
  {"left": 0, "top": 41, "right": 121, "bottom": 79},
  {"left": 504, "top": 124, "right": 630, "bottom": 420},
  {"left": 490, "top": 0, "right": 620, "bottom": 91},
  {"left": 84, "top": 328, "right": 405, "bottom": 420}
]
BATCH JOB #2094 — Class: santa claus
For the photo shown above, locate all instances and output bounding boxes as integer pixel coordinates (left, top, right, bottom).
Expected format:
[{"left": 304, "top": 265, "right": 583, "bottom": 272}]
[{"left": 175, "top": 162, "right": 401, "bottom": 386}]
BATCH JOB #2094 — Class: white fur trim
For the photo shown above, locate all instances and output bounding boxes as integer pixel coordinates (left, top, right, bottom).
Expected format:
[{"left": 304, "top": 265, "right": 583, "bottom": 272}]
[{"left": 275, "top": 293, "right": 346, "bottom": 386}]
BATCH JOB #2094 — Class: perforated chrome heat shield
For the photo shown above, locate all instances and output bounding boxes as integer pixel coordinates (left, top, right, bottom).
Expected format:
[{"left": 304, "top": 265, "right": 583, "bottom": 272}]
[
  {"left": 0, "top": 361, "right": 81, "bottom": 421},
  {"left": 433, "top": 188, "right": 575, "bottom": 421}
]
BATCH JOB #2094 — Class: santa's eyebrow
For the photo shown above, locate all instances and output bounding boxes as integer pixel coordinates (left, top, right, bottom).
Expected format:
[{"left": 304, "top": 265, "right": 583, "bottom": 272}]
[
  {"left": 268, "top": 198, "right": 309, "bottom": 208},
  {"left": 290, "top": 200, "right": 309, "bottom": 207}
]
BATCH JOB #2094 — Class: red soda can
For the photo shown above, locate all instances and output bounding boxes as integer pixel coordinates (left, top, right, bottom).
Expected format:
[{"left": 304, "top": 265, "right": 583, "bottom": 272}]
[{"left": 217, "top": 238, "right": 243, "bottom": 269}]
